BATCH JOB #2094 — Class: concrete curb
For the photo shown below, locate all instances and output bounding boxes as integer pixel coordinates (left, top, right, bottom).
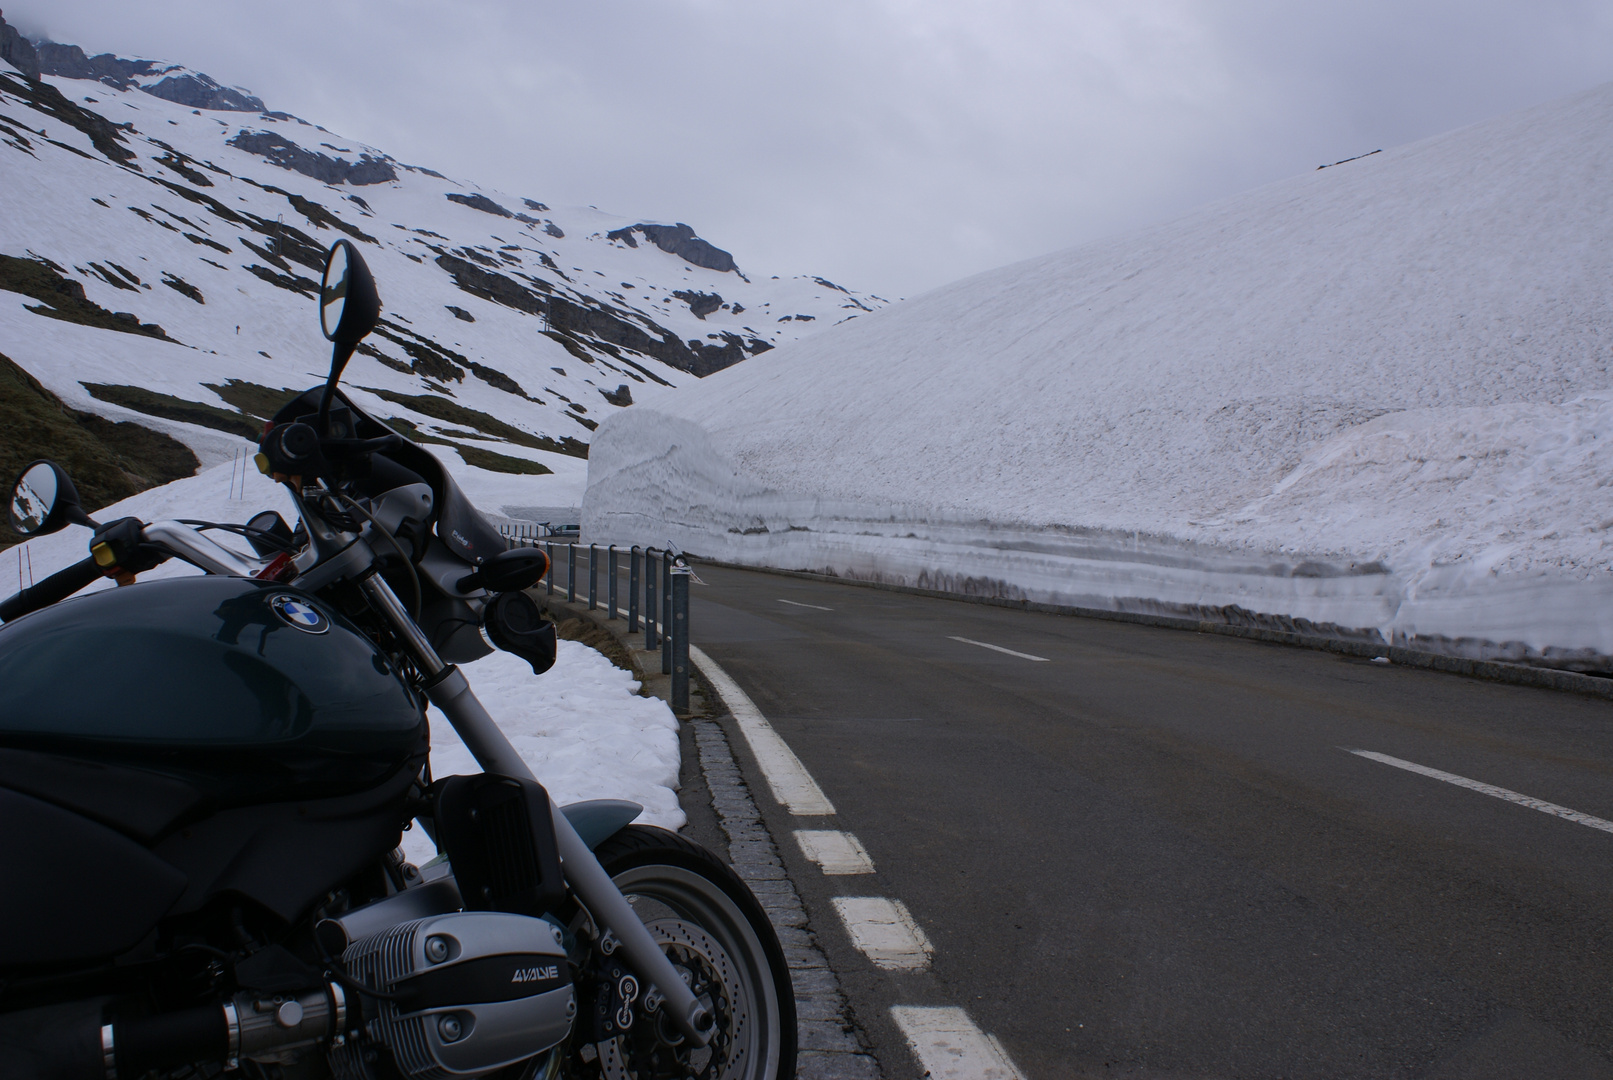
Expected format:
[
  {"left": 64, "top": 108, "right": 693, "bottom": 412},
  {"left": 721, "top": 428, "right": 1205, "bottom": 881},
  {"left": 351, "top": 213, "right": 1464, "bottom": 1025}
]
[
  {"left": 538, "top": 593, "right": 883, "bottom": 1078},
  {"left": 688, "top": 558, "right": 1613, "bottom": 702}
]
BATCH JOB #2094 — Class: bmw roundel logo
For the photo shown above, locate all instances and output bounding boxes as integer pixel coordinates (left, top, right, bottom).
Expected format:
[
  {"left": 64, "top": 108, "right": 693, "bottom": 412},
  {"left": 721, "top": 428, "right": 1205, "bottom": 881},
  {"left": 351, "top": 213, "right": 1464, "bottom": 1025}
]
[{"left": 270, "top": 594, "right": 330, "bottom": 634}]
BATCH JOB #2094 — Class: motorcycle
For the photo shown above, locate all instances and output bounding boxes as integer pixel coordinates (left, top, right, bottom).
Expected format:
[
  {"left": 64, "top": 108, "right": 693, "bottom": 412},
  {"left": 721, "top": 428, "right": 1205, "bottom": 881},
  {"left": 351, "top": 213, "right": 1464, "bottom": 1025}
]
[{"left": 0, "top": 240, "right": 795, "bottom": 1080}]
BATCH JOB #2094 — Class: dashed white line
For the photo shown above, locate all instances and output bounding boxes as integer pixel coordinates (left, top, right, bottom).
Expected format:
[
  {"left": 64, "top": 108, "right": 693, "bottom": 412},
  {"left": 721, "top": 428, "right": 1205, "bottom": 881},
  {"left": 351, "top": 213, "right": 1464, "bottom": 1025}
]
[
  {"left": 948, "top": 635, "right": 1051, "bottom": 662},
  {"left": 832, "top": 896, "right": 933, "bottom": 969},
  {"left": 689, "top": 644, "right": 837, "bottom": 815},
  {"left": 777, "top": 598, "right": 833, "bottom": 610},
  {"left": 1348, "top": 749, "right": 1613, "bottom": 834},
  {"left": 688, "top": 630, "right": 1015, "bottom": 1074},
  {"left": 795, "top": 829, "right": 875, "bottom": 875},
  {"left": 890, "top": 1006, "right": 1025, "bottom": 1080}
]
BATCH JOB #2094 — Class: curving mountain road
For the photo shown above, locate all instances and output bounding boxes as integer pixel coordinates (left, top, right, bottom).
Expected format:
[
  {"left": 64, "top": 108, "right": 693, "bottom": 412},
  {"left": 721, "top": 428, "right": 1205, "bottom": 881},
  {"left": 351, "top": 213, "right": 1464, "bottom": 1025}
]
[{"left": 684, "top": 563, "right": 1613, "bottom": 1078}]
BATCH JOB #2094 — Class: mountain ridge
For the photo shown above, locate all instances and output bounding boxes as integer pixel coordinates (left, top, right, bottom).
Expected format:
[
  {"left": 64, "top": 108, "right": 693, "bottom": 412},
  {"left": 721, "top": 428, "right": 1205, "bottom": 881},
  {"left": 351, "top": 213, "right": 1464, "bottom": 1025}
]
[{"left": 0, "top": 11, "right": 888, "bottom": 522}]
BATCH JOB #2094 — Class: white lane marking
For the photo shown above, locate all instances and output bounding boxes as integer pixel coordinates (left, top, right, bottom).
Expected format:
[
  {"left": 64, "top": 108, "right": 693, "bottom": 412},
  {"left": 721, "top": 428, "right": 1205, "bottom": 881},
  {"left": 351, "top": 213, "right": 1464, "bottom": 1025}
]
[
  {"left": 689, "top": 644, "right": 837, "bottom": 815},
  {"left": 795, "top": 829, "right": 875, "bottom": 875},
  {"left": 948, "top": 635, "right": 1051, "bottom": 662},
  {"left": 890, "top": 1006, "right": 1025, "bottom": 1080},
  {"left": 832, "top": 896, "right": 933, "bottom": 970},
  {"left": 777, "top": 598, "right": 833, "bottom": 610},
  {"left": 1348, "top": 750, "right": 1613, "bottom": 834}
]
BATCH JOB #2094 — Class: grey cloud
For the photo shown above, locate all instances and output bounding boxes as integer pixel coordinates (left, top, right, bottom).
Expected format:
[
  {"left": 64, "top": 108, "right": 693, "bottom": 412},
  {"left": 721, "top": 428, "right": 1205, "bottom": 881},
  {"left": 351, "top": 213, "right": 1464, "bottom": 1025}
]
[{"left": 14, "top": 0, "right": 1613, "bottom": 297}]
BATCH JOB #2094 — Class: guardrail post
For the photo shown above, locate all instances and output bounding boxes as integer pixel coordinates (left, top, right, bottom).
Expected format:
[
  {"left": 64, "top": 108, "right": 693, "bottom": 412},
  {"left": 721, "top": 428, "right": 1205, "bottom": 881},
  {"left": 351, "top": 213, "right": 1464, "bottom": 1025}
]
[
  {"left": 661, "top": 550, "right": 673, "bottom": 676},
  {"left": 567, "top": 544, "right": 577, "bottom": 603},
  {"left": 607, "top": 546, "right": 618, "bottom": 618},
  {"left": 545, "top": 541, "right": 554, "bottom": 596},
  {"left": 644, "top": 549, "right": 659, "bottom": 650},
  {"left": 588, "top": 544, "right": 598, "bottom": 610},
  {"left": 628, "top": 546, "right": 640, "bottom": 632},
  {"left": 671, "top": 566, "right": 690, "bottom": 714}
]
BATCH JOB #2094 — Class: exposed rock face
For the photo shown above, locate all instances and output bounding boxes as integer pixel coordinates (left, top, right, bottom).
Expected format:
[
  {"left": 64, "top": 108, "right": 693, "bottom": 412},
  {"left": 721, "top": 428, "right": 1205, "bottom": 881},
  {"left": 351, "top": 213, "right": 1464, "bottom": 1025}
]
[
  {"left": 143, "top": 72, "right": 264, "bottom": 112},
  {"left": 0, "top": 69, "right": 135, "bottom": 164},
  {"left": 0, "top": 15, "right": 39, "bottom": 80},
  {"left": 35, "top": 42, "right": 158, "bottom": 86},
  {"left": 435, "top": 253, "right": 548, "bottom": 317},
  {"left": 672, "top": 289, "right": 722, "bottom": 319},
  {"left": 446, "top": 192, "right": 513, "bottom": 217},
  {"left": 227, "top": 130, "right": 397, "bottom": 185},
  {"left": 34, "top": 39, "right": 262, "bottom": 110},
  {"left": 606, "top": 222, "right": 737, "bottom": 273}
]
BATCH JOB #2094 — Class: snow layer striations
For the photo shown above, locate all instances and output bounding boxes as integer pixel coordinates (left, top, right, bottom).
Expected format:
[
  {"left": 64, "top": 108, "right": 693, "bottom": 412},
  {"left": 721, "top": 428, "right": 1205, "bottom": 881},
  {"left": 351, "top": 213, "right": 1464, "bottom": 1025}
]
[{"left": 586, "top": 82, "right": 1613, "bottom": 671}]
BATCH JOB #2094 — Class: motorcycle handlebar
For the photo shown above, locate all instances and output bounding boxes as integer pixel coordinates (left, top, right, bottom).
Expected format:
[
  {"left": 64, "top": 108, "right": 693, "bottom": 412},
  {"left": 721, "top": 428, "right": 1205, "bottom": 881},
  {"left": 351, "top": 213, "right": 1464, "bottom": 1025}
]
[{"left": 0, "top": 556, "right": 103, "bottom": 623}]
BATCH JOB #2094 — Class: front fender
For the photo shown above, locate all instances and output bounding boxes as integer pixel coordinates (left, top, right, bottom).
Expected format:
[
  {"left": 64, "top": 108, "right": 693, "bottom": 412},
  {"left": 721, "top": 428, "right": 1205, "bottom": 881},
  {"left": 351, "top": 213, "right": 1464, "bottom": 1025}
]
[{"left": 561, "top": 799, "right": 643, "bottom": 850}]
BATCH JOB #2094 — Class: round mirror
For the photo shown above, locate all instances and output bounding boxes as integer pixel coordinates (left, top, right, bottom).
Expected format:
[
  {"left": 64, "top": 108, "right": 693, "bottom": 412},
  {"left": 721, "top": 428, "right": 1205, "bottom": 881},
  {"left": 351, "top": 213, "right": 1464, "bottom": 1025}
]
[
  {"left": 9, "top": 461, "right": 61, "bottom": 537},
  {"left": 320, "top": 241, "right": 352, "bottom": 341}
]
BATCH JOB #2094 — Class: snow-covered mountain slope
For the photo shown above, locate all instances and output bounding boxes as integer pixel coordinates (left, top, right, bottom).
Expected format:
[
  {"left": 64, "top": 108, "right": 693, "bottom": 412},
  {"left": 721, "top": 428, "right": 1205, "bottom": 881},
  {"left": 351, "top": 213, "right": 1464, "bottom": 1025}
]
[
  {"left": 586, "top": 82, "right": 1613, "bottom": 669},
  {"left": 0, "top": 21, "right": 886, "bottom": 521}
]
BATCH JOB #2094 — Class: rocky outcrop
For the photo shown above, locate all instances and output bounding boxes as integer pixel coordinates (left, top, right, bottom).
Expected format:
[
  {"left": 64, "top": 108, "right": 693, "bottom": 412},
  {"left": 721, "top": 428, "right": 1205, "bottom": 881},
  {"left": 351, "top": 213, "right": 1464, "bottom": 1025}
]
[
  {"left": 35, "top": 42, "right": 157, "bottom": 86},
  {"left": 0, "top": 69, "right": 135, "bottom": 164},
  {"left": 606, "top": 222, "right": 737, "bottom": 273},
  {"left": 435, "top": 254, "right": 548, "bottom": 317},
  {"left": 0, "top": 253, "right": 173, "bottom": 340},
  {"left": 672, "top": 290, "right": 722, "bottom": 319},
  {"left": 143, "top": 72, "right": 264, "bottom": 112},
  {"left": 0, "top": 15, "right": 39, "bottom": 79},
  {"left": 446, "top": 192, "right": 513, "bottom": 217},
  {"left": 227, "top": 130, "right": 397, "bottom": 185},
  {"left": 34, "top": 38, "right": 262, "bottom": 110}
]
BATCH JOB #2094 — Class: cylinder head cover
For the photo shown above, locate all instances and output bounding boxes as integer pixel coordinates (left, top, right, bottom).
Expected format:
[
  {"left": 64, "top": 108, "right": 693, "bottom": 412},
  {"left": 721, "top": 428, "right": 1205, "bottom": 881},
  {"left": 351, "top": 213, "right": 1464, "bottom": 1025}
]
[{"left": 342, "top": 911, "right": 573, "bottom": 1078}]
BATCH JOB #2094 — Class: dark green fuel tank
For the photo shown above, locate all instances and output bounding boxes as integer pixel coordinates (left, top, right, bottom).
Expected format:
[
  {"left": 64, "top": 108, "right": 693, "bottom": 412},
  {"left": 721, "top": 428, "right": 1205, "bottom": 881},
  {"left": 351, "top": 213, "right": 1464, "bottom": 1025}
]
[{"left": 0, "top": 575, "right": 425, "bottom": 802}]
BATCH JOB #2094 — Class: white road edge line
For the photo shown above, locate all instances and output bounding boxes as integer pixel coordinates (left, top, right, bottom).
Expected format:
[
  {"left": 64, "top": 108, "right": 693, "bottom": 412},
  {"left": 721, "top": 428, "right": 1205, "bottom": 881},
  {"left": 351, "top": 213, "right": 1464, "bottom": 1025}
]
[
  {"left": 890, "top": 1005, "right": 1026, "bottom": 1080},
  {"left": 777, "top": 598, "right": 833, "bottom": 610},
  {"left": 689, "top": 644, "right": 837, "bottom": 815},
  {"left": 832, "top": 896, "right": 932, "bottom": 970},
  {"left": 1348, "top": 749, "right": 1613, "bottom": 834},
  {"left": 948, "top": 635, "right": 1051, "bottom": 662},
  {"left": 795, "top": 829, "right": 875, "bottom": 875}
]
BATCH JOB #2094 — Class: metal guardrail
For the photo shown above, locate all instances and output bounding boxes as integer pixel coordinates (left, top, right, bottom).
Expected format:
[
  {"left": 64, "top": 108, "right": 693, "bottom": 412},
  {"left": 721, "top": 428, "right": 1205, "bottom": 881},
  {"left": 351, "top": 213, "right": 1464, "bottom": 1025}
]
[{"left": 499, "top": 528, "right": 693, "bottom": 714}]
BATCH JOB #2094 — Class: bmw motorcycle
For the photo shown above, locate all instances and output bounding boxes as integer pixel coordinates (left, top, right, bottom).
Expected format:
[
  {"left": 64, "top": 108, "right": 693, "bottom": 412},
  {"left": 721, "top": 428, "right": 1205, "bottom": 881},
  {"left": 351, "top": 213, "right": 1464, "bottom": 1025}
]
[{"left": 0, "top": 241, "right": 794, "bottom": 1080}]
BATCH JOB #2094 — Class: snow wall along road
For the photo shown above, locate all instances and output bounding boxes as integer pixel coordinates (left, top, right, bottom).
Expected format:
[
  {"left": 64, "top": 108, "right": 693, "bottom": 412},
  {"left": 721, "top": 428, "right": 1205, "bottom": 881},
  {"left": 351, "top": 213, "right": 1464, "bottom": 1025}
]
[{"left": 584, "top": 82, "right": 1613, "bottom": 672}]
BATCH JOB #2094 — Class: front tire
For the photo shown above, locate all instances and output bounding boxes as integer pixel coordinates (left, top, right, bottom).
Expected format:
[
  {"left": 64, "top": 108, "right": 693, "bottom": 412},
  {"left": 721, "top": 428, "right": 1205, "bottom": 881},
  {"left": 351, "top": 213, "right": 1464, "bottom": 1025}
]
[{"left": 573, "top": 826, "right": 797, "bottom": 1080}]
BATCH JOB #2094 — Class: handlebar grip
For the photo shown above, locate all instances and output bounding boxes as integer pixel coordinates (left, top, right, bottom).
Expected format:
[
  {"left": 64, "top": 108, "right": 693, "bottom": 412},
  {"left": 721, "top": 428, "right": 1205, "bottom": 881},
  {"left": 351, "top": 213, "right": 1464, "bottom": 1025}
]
[{"left": 0, "top": 556, "right": 104, "bottom": 623}]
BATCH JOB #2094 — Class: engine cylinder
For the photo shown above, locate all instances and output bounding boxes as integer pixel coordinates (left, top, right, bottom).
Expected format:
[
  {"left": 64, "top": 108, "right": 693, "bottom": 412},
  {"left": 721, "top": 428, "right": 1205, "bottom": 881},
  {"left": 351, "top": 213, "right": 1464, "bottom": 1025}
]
[{"left": 342, "top": 911, "right": 574, "bottom": 1079}]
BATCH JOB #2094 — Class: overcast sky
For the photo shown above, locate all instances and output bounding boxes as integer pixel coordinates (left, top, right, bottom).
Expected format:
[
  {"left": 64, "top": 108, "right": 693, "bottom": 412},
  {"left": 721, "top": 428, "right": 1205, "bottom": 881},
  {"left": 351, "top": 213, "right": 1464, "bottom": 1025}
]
[{"left": 11, "top": 1, "right": 1613, "bottom": 298}]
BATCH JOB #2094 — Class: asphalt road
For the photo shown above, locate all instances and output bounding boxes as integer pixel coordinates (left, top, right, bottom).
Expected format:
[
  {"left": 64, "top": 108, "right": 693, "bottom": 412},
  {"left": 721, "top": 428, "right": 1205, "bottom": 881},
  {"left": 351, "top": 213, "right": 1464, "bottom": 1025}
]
[{"left": 683, "top": 563, "right": 1613, "bottom": 1079}]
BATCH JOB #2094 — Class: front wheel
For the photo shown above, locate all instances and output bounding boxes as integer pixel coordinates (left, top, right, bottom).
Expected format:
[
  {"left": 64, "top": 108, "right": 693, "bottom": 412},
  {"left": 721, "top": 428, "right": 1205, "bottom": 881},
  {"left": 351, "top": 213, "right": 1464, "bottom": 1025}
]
[{"left": 569, "top": 826, "right": 796, "bottom": 1080}]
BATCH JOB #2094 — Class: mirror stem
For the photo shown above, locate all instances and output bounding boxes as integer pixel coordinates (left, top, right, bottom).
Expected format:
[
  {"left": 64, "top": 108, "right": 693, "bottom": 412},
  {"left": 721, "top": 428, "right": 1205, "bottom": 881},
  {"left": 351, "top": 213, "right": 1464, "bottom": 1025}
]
[
  {"left": 316, "top": 341, "right": 357, "bottom": 435},
  {"left": 66, "top": 506, "right": 101, "bottom": 531}
]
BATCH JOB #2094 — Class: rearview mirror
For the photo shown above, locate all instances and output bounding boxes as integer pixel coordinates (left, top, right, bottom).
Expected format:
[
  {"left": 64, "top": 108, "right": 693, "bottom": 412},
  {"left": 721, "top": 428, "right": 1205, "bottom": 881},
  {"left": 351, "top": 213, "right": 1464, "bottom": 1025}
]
[
  {"left": 8, "top": 460, "right": 84, "bottom": 538},
  {"left": 319, "top": 239, "right": 381, "bottom": 346},
  {"left": 317, "top": 240, "right": 382, "bottom": 431}
]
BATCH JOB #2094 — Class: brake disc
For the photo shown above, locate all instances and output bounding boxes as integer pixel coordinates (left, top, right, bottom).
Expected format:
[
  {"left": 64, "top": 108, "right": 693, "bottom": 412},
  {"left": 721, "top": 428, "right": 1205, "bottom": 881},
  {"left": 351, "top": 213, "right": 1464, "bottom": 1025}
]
[{"left": 596, "top": 918, "right": 745, "bottom": 1080}]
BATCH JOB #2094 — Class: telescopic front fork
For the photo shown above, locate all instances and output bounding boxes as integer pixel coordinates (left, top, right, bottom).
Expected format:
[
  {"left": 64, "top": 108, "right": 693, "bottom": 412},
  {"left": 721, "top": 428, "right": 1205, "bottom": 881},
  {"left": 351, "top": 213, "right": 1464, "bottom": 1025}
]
[{"left": 358, "top": 572, "right": 716, "bottom": 1047}]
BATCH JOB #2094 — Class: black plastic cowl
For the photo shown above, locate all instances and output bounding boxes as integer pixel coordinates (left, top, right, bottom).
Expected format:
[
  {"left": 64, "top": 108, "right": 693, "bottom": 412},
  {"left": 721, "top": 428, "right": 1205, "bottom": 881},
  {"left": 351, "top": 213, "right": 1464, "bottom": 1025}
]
[{"left": 483, "top": 591, "right": 556, "bottom": 675}]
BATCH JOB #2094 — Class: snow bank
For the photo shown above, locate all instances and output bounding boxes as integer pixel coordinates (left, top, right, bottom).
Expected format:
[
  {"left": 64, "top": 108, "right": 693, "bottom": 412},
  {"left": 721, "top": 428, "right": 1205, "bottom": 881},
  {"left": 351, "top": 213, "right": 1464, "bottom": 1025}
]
[
  {"left": 1, "top": 463, "right": 683, "bottom": 867},
  {"left": 585, "top": 82, "right": 1613, "bottom": 669}
]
